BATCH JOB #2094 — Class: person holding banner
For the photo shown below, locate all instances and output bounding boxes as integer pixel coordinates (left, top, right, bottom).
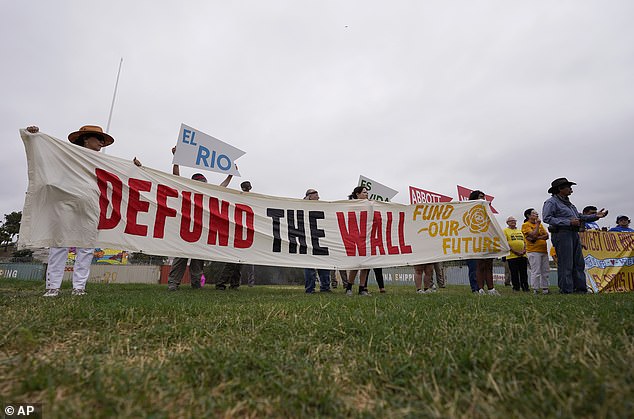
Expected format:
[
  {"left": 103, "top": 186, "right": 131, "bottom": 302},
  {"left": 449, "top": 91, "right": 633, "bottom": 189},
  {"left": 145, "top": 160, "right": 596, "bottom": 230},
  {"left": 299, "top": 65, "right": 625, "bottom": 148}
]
[
  {"left": 433, "top": 263, "right": 445, "bottom": 288},
  {"left": 467, "top": 190, "right": 500, "bottom": 295},
  {"left": 414, "top": 264, "right": 435, "bottom": 293},
  {"left": 542, "top": 177, "right": 608, "bottom": 294},
  {"left": 522, "top": 208, "right": 551, "bottom": 295},
  {"left": 371, "top": 268, "right": 387, "bottom": 293},
  {"left": 344, "top": 186, "right": 371, "bottom": 296},
  {"left": 173, "top": 148, "right": 239, "bottom": 290},
  {"left": 26, "top": 125, "right": 116, "bottom": 297},
  {"left": 302, "top": 189, "right": 332, "bottom": 293},
  {"left": 609, "top": 215, "right": 633, "bottom": 232},
  {"left": 167, "top": 147, "right": 233, "bottom": 291},
  {"left": 240, "top": 181, "right": 256, "bottom": 287},
  {"left": 582, "top": 206, "right": 601, "bottom": 230}
]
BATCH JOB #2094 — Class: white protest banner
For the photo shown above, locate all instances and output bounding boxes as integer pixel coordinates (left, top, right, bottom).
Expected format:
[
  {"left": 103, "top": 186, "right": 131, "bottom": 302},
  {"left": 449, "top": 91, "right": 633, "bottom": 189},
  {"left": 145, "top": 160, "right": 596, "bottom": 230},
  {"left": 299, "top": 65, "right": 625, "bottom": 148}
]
[
  {"left": 172, "top": 124, "right": 245, "bottom": 176},
  {"left": 456, "top": 185, "right": 498, "bottom": 214},
  {"left": 358, "top": 175, "right": 398, "bottom": 202},
  {"left": 19, "top": 130, "right": 510, "bottom": 269},
  {"left": 409, "top": 186, "right": 453, "bottom": 205}
]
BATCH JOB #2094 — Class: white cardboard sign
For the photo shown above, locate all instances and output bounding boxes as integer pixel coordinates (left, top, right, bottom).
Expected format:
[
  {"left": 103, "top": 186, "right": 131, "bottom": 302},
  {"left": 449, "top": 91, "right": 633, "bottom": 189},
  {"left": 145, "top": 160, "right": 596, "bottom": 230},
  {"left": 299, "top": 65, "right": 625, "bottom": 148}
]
[
  {"left": 358, "top": 175, "right": 398, "bottom": 202},
  {"left": 172, "top": 124, "right": 245, "bottom": 176}
]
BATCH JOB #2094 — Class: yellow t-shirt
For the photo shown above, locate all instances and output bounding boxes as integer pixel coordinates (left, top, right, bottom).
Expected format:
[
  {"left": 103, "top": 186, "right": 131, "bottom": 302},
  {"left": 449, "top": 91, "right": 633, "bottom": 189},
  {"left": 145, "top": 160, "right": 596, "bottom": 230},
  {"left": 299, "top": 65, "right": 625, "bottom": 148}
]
[
  {"left": 504, "top": 227, "right": 526, "bottom": 259},
  {"left": 521, "top": 221, "right": 548, "bottom": 253}
]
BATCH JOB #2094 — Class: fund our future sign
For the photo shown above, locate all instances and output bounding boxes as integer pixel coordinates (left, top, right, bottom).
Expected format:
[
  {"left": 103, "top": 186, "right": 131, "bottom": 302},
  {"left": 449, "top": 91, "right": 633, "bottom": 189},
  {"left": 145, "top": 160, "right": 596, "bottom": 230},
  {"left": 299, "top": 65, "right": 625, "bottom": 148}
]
[
  {"left": 172, "top": 124, "right": 245, "bottom": 176},
  {"left": 358, "top": 175, "right": 398, "bottom": 202}
]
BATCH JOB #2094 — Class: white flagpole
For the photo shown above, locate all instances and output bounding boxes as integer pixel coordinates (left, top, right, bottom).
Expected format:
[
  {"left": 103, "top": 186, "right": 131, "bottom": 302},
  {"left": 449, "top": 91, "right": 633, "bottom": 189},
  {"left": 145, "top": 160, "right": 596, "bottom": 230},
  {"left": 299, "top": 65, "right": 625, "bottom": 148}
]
[{"left": 104, "top": 58, "right": 123, "bottom": 152}]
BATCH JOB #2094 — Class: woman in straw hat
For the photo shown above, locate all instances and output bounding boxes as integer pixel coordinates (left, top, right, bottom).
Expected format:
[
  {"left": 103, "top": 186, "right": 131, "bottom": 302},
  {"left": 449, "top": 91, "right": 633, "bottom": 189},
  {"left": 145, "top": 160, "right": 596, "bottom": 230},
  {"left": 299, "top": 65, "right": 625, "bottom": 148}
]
[{"left": 26, "top": 125, "right": 137, "bottom": 297}]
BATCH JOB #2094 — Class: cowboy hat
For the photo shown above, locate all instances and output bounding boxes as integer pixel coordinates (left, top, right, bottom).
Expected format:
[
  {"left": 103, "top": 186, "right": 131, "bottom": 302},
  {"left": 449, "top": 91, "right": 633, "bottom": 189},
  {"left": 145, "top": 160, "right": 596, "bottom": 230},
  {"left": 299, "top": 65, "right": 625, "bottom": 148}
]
[
  {"left": 68, "top": 125, "right": 114, "bottom": 146},
  {"left": 548, "top": 177, "right": 576, "bottom": 194}
]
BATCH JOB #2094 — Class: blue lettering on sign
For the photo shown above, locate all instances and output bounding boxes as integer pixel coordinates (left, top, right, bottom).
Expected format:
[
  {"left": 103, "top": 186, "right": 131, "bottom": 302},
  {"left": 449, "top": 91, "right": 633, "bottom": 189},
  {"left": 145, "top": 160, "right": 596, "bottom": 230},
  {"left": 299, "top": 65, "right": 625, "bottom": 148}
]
[
  {"left": 217, "top": 154, "right": 231, "bottom": 170},
  {"left": 196, "top": 145, "right": 232, "bottom": 171},
  {"left": 196, "top": 146, "right": 211, "bottom": 167},
  {"left": 182, "top": 129, "right": 197, "bottom": 146}
]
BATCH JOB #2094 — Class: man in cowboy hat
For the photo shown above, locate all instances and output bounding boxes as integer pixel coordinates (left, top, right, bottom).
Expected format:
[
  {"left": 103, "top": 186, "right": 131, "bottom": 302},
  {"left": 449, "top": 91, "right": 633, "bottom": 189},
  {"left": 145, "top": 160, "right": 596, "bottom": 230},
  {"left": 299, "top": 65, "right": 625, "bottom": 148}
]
[
  {"left": 542, "top": 177, "right": 608, "bottom": 294},
  {"left": 26, "top": 124, "right": 125, "bottom": 297}
]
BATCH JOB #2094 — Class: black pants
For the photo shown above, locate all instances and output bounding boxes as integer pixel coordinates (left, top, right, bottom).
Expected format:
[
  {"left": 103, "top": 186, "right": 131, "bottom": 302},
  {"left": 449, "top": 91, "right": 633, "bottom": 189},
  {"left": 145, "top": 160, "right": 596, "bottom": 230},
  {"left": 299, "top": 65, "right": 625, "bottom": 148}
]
[
  {"left": 217, "top": 263, "right": 241, "bottom": 288},
  {"left": 372, "top": 268, "right": 385, "bottom": 289},
  {"left": 507, "top": 257, "right": 529, "bottom": 291}
]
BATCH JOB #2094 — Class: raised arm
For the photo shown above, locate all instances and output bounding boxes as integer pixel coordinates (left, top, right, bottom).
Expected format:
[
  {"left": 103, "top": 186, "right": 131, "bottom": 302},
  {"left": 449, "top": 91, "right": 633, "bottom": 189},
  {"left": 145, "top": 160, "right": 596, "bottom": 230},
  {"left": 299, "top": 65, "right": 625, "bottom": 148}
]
[
  {"left": 219, "top": 163, "right": 238, "bottom": 187},
  {"left": 219, "top": 174, "right": 233, "bottom": 188},
  {"left": 171, "top": 146, "right": 180, "bottom": 176}
]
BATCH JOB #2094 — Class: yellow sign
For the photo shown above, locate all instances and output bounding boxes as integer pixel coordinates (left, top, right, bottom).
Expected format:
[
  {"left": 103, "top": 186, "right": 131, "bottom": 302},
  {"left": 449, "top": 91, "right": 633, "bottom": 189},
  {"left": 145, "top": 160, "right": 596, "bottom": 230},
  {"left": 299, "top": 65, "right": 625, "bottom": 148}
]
[
  {"left": 412, "top": 203, "right": 504, "bottom": 257},
  {"left": 580, "top": 231, "right": 634, "bottom": 292}
]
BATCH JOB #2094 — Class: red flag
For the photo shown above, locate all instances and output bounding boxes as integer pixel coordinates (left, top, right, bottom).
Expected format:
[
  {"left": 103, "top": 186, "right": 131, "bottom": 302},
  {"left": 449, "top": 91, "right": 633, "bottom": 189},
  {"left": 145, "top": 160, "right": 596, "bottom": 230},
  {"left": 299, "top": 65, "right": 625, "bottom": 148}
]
[
  {"left": 409, "top": 186, "right": 453, "bottom": 205},
  {"left": 456, "top": 185, "right": 498, "bottom": 214}
]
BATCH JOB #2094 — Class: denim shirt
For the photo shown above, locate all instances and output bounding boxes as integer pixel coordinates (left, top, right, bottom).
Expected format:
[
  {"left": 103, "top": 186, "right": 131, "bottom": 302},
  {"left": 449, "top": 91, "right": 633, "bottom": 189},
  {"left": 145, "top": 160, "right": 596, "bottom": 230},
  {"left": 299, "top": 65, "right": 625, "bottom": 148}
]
[{"left": 542, "top": 195, "right": 598, "bottom": 227}]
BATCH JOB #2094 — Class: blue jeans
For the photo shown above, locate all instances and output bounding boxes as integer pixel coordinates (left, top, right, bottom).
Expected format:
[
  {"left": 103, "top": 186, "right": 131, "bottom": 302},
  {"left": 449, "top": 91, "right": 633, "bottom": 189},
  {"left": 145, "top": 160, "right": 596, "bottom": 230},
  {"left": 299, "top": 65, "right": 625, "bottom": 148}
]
[
  {"left": 467, "top": 260, "right": 478, "bottom": 292},
  {"left": 552, "top": 231, "right": 587, "bottom": 293},
  {"left": 304, "top": 268, "right": 331, "bottom": 293}
]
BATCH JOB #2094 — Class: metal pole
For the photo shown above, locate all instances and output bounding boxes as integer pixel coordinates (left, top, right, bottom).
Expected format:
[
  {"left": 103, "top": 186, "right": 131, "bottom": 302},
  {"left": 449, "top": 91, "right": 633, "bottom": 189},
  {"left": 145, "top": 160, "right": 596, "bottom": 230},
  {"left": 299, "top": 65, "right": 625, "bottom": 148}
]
[{"left": 105, "top": 57, "right": 123, "bottom": 138}]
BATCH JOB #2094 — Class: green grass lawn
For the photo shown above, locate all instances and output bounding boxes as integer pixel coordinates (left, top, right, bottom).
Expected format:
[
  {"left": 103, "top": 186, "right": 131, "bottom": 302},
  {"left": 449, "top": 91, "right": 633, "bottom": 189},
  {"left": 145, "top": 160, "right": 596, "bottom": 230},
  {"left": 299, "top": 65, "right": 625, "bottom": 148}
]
[{"left": 1, "top": 279, "right": 633, "bottom": 418}]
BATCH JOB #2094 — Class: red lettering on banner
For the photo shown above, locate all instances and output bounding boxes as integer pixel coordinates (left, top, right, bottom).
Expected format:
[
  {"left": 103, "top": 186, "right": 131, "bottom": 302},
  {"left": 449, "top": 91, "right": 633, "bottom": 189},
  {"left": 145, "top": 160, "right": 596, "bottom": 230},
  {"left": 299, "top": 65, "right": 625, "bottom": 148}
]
[
  {"left": 617, "top": 233, "right": 634, "bottom": 251},
  {"left": 96, "top": 168, "right": 122, "bottom": 230},
  {"left": 94, "top": 169, "right": 254, "bottom": 248},
  {"left": 398, "top": 212, "right": 413, "bottom": 254},
  {"left": 180, "top": 192, "right": 204, "bottom": 242},
  {"left": 154, "top": 185, "right": 178, "bottom": 238},
  {"left": 370, "top": 211, "right": 385, "bottom": 255},
  {"left": 234, "top": 204, "right": 255, "bottom": 248},
  {"left": 385, "top": 212, "right": 399, "bottom": 255},
  {"left": 208, "top": 197, "right": 230, "bottom": 246},
  {"left": 124, "top": 178, "right": 152, "bottom": 236},
  {"left": 337, "top": 211, "right": 368, "bottom": 256},
  {"left": 338, "top": 211, "right": 412, "bottom": 257}
]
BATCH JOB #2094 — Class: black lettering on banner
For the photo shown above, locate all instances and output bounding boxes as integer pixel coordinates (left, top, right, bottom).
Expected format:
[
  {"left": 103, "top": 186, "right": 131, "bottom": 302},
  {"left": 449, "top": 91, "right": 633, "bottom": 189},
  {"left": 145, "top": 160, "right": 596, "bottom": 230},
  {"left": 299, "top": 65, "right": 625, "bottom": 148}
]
[
  {"left": 309, "top": 211, "right": 329, "bottom": 255},
  {"left": 267, "top": 208, "right": 284, "bottom": 252},
  {"left": 287, "top": 209, "right": 307, "bottom": 254}
]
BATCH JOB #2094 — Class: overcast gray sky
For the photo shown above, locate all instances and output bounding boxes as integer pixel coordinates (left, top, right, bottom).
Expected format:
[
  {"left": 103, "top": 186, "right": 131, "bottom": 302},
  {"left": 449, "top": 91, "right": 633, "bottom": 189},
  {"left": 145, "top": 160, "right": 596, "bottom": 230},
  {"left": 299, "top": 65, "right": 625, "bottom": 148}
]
[{"left": 2, "top": 1, "right": 633, "bottom": 229}]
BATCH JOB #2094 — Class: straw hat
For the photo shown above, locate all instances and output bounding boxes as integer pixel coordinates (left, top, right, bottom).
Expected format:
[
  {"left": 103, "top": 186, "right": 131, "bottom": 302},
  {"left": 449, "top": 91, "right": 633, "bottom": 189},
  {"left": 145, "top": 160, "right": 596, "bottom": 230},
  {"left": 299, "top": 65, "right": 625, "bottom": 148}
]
[{"left": 68, "top": 125, "right": 114, "bottom": 146}]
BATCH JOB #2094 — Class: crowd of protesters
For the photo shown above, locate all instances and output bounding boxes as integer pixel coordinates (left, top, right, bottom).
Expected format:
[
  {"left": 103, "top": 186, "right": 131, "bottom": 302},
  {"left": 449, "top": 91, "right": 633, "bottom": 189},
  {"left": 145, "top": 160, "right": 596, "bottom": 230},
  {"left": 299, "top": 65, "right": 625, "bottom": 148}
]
[{"left": 25, "top": 126, "right": 631, "bottom": 297}]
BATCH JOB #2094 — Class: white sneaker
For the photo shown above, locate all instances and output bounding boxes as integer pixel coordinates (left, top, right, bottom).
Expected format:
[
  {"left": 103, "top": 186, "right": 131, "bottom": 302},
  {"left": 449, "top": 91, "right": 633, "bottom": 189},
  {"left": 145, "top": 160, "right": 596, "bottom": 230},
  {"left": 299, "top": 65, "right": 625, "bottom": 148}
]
[
  {"left": 542, "top": 288, "right": 550, "bottom": 295},
  {"left": 416, "top": 289, "right": 424, "bottom": 294},
  {"left": 72, "top": 288, "right": 87, "bottom": 296},
  {"left": 43, "top": 289, "right": 60, "bottom": 297},
  {"left": 359, "top": 290, "right": 371, "bottom": 296},
  {"left": 478, "top": 289, "right": 486, "bottom": 295},
  {"left": 488, "top": 289, "right": 500, "bottom": 296},
  {"left": 345, "top": 289, "right": 353, "bottom": 296}
]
